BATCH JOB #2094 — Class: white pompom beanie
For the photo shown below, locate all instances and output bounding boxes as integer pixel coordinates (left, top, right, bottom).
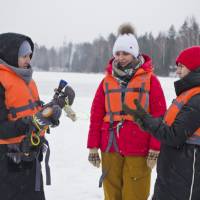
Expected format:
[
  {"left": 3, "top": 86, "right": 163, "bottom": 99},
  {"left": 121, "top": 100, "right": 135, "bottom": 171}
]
[{"left": 112, "top": 34, "right": 139, "bottom": 58}]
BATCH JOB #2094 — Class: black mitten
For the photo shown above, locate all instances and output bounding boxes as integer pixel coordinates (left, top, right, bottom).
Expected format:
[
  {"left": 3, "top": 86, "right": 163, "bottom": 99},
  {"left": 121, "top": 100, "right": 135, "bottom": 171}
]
[
  {"left": 22, "top": 104, "right": 62, "bottom": 132},
  {"left": 123, "top": 99, "right": 162, "bottom": 133},
  {"left": 123, "top": 99, "right": 152, "bottom": 131}
]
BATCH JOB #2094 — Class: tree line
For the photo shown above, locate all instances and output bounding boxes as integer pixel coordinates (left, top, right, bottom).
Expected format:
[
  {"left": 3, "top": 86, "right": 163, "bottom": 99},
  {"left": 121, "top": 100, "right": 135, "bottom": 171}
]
[{"left": 31, "top": 17, "right": 200, "bottom": 76}]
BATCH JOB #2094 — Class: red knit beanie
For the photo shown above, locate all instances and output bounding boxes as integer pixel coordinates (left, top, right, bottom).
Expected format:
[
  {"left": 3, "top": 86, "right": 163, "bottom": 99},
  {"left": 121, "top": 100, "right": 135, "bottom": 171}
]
[{"left": 176, "top": 46, "right": 200, "bottom": 71}]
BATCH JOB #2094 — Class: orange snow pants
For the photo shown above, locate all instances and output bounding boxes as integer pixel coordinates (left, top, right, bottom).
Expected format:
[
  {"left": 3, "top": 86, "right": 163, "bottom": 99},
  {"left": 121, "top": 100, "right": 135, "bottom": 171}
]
[{"left": 101, "top": 152, "right": 151, "bottom": 200}]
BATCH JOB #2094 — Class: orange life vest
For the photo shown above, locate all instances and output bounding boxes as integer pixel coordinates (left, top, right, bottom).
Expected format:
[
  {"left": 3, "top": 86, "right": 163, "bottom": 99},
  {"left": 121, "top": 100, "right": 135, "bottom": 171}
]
[
  {"left": 103, "top": 67, "right": 152, "bottom": 122},
  {"left": 164, "top": 86, "right": 200, "bottom": 144},
  {"left": 0, "top": 64, "right": 43, "bottom": 144}
]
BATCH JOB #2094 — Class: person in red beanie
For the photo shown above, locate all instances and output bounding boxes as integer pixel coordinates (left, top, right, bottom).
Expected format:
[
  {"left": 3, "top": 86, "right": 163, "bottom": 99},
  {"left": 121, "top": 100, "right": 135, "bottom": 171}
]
[
  {"left": 123, "top": 45, "right": 200, "bottom": 200},
  {"left": 176, "top": 46, "right": 200, "bottom": 71},
  {"left": 87, "top": 23, "right": 166, "bottom": 200}
]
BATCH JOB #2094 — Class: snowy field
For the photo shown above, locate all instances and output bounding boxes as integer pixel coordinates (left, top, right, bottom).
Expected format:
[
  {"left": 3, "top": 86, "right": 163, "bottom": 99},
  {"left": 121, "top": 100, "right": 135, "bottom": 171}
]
[{"left": 33, "top": 71, "right": 177, "bottom": 200}]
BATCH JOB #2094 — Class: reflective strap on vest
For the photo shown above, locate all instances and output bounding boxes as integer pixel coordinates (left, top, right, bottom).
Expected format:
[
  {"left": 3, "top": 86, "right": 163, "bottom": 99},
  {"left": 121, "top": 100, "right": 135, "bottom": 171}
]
[
  {"left": 99, "top": 169, "right": 108, "bottom": 188},
  {"left": 105, "top": 127, "right": 119, "bottom": 153},
  {"left": 144, "top": 92, "right": 149, "bottom": 111},
  {"left": 105, "top": 111, "right": 125, "bottom": 116},
  {"left": 105, "top": 87, "right": 147, "bottom": 95},
  {"left": 186, "top": 134, "right": 200, "bottom": 145},
  {"left": 138, "top": 82, "right": 145, "bottom": 103},
  {"left": 8, "top": 100, "right": 41, "bottom": 118},
  {"left": 137, "top": 82, "right": 149, "bottom": 111},
  {"left": 105, "top": 83, "right": 119, "bottom": 153},
  {"left": 172, "top": 99, "right": 184, "bottom": 110}
]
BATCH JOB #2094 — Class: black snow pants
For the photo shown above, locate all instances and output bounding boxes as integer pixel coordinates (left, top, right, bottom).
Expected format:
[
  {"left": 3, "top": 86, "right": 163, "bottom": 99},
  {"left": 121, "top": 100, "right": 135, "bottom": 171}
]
[{"left": 0, "top": 145, "right": 45, "bottom": 200}]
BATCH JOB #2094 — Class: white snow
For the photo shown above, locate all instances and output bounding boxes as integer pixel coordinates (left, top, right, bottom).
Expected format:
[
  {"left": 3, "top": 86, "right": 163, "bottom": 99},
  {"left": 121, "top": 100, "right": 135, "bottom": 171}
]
[{"left": 33, "top": 71, "right": 177, "bottom": 200}]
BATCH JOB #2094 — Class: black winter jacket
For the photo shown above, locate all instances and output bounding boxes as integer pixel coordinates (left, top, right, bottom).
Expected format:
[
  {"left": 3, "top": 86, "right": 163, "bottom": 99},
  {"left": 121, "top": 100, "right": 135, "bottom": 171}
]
[
  {"left": 0, "top": 33, "right": 45, "bottom": 200},
  {"left": 143, "top": 69, "right": 200, "bottom": 200},
  {"left": 0, "top": 33, "right": 35, "bottom": 139}
]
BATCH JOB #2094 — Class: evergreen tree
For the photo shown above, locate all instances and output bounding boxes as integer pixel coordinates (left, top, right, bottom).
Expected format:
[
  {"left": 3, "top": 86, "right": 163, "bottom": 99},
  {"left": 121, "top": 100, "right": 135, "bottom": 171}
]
[{"left": 31, "top": 17, "right": 200, "bottom": 76}]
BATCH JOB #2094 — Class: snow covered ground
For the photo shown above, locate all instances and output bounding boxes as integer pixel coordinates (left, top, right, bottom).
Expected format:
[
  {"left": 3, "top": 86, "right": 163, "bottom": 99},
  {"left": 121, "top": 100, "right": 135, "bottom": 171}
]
[{"left": 33, "top": 71, "right": 177, "bottom": 200}]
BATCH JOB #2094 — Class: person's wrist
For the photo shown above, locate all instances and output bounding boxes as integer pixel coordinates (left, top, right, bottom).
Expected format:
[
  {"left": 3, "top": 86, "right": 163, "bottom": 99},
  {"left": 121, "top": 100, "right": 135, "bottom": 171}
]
[
  {"left": 89, "top": 148, "right": 98, "bottom": 153},
  {"left": 148, "top": 149, "right": 159, "bottom": 159}
]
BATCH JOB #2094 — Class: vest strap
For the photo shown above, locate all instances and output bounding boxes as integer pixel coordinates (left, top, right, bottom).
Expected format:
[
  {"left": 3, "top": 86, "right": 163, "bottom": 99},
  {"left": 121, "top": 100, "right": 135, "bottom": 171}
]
[
  {"left": 35, "top": 139, "right": 51, "bottom": 191},
  {"left": 144, "top": 91, "right": 149, "bottom": 111},
  {"left": 8, "top": 100, "right": 41, "bottom": 118},
  {"left": 105, "top": 83, "right": 119, "bottom": 153},
  {"left": 186, "top": 135, "right": 200, "bottom": 145},
  {"left": 172, "top": 99, "right": 184, "bottom": 110},
  {"left": 99, "top": 170, "right": 108, "bottom": 188},
  {"left": 105, "top": 111, "right": 125, "bottom": 116},
  {"left": 138, "top": 82, "right": 145, "bottom": 104},
  {"left": 105, "top": 87, "right": 148, "bottom": 94}
]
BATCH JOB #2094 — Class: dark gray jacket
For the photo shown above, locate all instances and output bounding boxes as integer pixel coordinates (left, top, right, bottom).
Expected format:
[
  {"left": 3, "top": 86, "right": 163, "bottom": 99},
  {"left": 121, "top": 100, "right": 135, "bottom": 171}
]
[{"left": 143, "top": 69, "right": 200, "bottom": 200}]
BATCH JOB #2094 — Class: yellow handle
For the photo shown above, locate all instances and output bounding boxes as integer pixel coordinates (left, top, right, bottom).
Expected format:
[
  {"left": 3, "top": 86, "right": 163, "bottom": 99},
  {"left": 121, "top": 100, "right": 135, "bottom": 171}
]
[{"left": 30, "top": 134, "right": 40, "bottom": 146}]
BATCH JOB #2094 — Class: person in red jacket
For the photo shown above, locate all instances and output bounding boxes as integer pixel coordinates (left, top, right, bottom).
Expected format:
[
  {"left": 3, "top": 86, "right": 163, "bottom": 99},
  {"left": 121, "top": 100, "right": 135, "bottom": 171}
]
[{"left": 87, "top": 23, "right": 166, "bottom": 200}]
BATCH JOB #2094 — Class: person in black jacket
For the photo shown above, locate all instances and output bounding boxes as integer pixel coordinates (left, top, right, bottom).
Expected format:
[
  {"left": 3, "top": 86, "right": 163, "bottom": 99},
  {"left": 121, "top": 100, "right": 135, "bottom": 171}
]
[
  {"left": 123, "top": 46, "right": 200, "bottom": 200},
  {"left": 0, "top": 33, "right": 75, "bottom": 200}
]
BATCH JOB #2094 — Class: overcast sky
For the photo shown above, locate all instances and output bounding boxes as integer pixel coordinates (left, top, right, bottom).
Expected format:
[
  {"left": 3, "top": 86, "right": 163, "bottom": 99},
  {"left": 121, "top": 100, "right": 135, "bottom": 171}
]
[{"left": 1, "top": 0, "right": 200, "bottom": 47}]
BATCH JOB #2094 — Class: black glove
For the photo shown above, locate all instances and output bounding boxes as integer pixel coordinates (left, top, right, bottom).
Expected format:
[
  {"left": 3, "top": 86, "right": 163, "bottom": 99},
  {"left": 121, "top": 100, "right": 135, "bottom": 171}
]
[
  {"left": 22, "top": 104, "right": 62, "bottom": 133},
  {"left": 122, "top": 99, "right": 153, "bottom": 131}
]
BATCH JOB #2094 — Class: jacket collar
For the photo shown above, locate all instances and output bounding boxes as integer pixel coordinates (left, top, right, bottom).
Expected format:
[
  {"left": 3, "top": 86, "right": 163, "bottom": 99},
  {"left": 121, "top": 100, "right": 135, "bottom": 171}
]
[{"left": 174, "top": 68, "right": 200, "bottom": 96}]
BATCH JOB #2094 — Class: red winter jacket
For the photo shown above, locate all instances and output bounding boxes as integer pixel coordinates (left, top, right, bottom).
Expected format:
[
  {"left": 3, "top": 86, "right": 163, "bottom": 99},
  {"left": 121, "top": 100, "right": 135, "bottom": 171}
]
[{"left": 87, "top": 55, "right": 167, "bottom": 156}]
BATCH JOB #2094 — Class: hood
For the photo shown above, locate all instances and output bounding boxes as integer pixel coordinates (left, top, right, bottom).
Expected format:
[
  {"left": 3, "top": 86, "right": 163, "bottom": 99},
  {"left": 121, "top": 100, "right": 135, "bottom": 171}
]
[
  {"left": 0, "top": 33, "right": 34, "bottom": 67},
  {"left": 105, "top": 54, "right": 153, "bottom": 75}
]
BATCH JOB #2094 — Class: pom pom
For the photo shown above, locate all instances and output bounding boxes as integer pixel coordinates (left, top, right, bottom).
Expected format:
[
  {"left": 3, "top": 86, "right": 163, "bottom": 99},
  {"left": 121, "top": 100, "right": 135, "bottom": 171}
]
[{"left": 118, "top": 23, "right": 136, "bottom": 36}]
